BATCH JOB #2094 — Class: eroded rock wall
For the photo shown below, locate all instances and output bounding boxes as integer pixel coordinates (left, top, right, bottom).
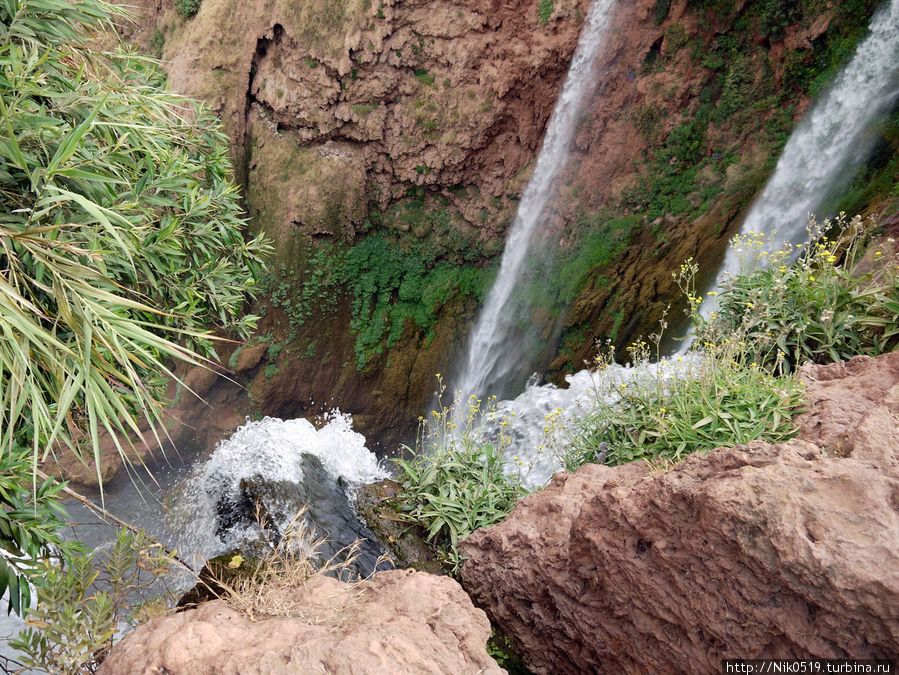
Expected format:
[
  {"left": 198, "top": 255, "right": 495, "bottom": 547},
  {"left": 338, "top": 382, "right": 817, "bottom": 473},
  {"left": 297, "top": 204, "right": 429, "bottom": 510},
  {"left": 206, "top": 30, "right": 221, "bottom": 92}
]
[
  {"left": 109, "top": 0, "right": 887, "bottom": 451},
  {"left": 459, "top": 352, "right": 899, "bottom": 673}
]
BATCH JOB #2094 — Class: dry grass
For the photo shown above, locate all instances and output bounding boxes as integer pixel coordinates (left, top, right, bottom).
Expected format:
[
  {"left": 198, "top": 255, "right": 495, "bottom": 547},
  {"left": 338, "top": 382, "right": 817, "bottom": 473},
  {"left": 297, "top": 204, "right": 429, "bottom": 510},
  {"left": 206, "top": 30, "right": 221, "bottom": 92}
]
[{"left": 205, "top": 506, "right": 383, "bottom": 622}]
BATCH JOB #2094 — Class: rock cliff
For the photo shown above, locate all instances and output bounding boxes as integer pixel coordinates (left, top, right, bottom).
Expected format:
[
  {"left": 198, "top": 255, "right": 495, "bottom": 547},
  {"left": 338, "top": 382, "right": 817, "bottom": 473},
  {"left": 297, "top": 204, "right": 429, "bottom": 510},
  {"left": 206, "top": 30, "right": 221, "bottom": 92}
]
[
  {"left": 108, "top": 0, "right": 889, "bottom": 452},
  {"left": 458, "top": 351, "right": 899, "bottom": 673}
]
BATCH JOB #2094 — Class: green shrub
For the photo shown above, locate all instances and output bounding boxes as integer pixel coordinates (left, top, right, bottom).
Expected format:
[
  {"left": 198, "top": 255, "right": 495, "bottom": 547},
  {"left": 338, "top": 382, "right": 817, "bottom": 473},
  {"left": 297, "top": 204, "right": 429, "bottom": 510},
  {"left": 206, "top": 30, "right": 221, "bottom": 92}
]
[
  {"left": 620, "top": 114, "right": 711, "bottom": 220},
  {"left": 393, "top": 381, "right": 527, "bottom": 572},
  {"left": 414, "top": 68, "right": 435, "bottom": 86},
  {"left": 553, "top": 338, "right": 804, "bottom": 470},
  {"left": 696, "top": 215, "right": 899, "bottom": 372},
  {"left": 11, "top": 528, "right": 176, "bottom": 673},
  {"left": 538, "top": 0, "right": 553, "bottom": 25},
  {"left": 174, "top": 0, "right": 201, "bottom": 19},
  {"left": 664, "top": 23, "right": 688, "bottom": 52}
]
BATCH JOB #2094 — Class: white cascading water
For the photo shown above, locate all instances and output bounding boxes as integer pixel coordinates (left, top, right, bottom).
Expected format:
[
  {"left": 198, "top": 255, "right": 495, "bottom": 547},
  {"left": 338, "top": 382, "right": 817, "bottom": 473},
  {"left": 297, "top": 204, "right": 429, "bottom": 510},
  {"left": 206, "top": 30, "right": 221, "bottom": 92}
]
[
  {"left": 706, "top": 0, "right": 899, "bottom": 294},
  {"left": 165, "top": 414, "right": 389, "bottom": 572},
  {"left": 452, "top": 0, "right": 617, "bottom": 402},
  {"left": 486, "top": 1, "right": 899, "bottom": 481}
]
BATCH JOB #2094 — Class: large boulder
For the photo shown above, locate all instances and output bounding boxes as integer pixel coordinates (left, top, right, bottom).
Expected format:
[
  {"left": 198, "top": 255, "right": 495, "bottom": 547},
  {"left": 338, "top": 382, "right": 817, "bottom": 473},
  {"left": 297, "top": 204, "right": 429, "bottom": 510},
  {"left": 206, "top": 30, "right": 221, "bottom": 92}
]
[
  {"left": 100, "top": 569, "right": 504, "bottom": 674},
  {"left": 459, "top": 352, "right": 899, "bottom": 674}
]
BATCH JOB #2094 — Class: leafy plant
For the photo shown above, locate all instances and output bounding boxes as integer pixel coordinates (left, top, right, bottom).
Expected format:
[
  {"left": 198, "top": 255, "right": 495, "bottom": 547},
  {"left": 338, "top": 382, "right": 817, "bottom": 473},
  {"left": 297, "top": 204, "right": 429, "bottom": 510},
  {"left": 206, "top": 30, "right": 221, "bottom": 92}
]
[
  {"left": 393, "top": 380, "right": 527, "bottom": 572},
  {"left": 0, "top": 448, "right": 80, "bottom": 617},
  {"left": 695, "top": 214, "right": 899, "bottom": 372},
  {"left": 11, "top": 528, "right": 176, "bottom": 674},
  {"left": 655, "top": 0, "right": 672, "bottom": 25},
  {"left": 553, "top": 335, "right": 804, "bottom": 470},
  {"left": 0, "top": 0, "right": 268, "bottom": 623},
  {"left": 0, "top": 0, "right": 268, "bottom": 478},
  {"left": 174, "top": 0, "right": 201, "bottom": 19}
]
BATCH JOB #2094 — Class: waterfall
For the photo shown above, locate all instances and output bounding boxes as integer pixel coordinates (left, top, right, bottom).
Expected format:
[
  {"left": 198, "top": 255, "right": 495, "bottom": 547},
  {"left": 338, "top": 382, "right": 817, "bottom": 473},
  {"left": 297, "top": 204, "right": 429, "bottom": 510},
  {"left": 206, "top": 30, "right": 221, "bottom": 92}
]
[
  {"left": 452, "top": 0, "right": 617, "bottom": 402},
  {"left": 490, "top": 1, "right": 899, "bottom": 483},
  {"left": 706, "top": 0, "right": 899, "bottom": 294}
]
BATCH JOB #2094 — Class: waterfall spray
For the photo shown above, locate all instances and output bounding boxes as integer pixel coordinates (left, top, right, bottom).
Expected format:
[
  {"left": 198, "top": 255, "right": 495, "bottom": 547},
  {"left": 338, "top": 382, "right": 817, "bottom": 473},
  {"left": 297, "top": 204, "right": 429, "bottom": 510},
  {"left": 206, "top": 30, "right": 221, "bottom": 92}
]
[{"left": 451, "top": 0, "right": 617, "bottom": 402}]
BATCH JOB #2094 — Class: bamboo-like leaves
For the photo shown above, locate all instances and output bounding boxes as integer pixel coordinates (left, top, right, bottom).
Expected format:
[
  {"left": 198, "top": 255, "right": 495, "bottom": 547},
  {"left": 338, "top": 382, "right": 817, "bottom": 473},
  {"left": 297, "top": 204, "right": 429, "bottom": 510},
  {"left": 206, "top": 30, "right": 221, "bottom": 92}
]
[{"left": 0, "top": 0, "right": 270, "bottom": 615}]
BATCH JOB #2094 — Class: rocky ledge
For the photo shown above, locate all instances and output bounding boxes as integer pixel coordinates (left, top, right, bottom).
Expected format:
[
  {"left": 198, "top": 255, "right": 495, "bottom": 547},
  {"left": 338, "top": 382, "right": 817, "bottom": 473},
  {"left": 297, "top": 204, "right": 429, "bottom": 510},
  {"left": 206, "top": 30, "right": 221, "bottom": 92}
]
[
  {"left": 100, "top": 568, "right": 503, "bottom": 674},
  {"left": 459, "top": 352, "right": 899, "bottom": 674}
]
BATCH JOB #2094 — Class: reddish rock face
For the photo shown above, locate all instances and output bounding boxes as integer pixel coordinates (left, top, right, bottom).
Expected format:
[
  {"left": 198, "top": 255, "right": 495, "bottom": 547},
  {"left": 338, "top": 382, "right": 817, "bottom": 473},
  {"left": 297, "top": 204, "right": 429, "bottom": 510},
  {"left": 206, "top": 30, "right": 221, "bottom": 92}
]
[
  {"left": 459, "top": 352, "right": 899, "bottom": 674},
  {"left": 99, "top": 569, "right": 504, "bottom": 674}
]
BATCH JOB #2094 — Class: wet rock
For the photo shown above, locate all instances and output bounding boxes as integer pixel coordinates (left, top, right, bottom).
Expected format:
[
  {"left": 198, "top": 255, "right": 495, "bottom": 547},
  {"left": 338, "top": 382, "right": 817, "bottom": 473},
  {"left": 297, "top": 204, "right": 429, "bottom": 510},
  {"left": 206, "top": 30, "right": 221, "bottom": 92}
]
[
  {"left": 200, "top": 452, "right": 391, "bottom": 578},
  {"left": 355, "top": 479, "right": 443, "bottom": 574},
  {"left": 459, "top": 352, "right": 899, "bottom": 674},
  {"left": 100, "top": 569, "right": 505, "bottom": 675}
]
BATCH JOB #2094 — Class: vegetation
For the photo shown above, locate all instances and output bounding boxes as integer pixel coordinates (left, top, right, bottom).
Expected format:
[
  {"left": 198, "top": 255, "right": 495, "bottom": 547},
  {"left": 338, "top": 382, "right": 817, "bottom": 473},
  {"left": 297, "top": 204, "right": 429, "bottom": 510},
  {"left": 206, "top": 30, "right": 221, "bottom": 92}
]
[
  {"left": 695, "top": 215, "right": 899, "bottom": 373},
  {"left": 10, "top": 528, "right": 176, "bottom": 674},
  {"left": 393, "top": 380, "right": 527, "bottom": 572},
  {"left": 0, "top": 448, "right": 79, "bottom": 616},
  {"left": 0, "top": 0, "right": 266, "bottom": 616},
  {"left": 174, "top": 0, "right": 201, "bottom": 18},
  {"left": 554, "top": 337, "right": 804, "bottom": 470},
  {"left": 537, "top": 0, "right": 553, "bottom": 26}
]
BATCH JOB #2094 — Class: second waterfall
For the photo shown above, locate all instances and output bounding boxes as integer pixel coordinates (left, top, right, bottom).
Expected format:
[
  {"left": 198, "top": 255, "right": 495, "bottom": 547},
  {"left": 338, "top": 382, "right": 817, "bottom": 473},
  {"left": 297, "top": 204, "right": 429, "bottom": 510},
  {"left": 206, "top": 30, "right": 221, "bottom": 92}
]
[{"left": 452, "top": 0, "right": 617, "bottom": 402}]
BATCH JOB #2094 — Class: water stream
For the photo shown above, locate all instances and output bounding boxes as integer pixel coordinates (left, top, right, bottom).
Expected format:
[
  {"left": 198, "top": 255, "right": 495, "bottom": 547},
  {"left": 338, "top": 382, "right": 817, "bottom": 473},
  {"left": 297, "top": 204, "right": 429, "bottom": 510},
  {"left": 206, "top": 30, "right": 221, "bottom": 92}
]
[
  {"left": 0, "top": 414, "right": 390, "bottom": 663},
  {"left": 452, "top": 0, "right": 617, "bottom": 402},
  {"left": 704, "top": 0, "right": 899, "bottom": 299}
]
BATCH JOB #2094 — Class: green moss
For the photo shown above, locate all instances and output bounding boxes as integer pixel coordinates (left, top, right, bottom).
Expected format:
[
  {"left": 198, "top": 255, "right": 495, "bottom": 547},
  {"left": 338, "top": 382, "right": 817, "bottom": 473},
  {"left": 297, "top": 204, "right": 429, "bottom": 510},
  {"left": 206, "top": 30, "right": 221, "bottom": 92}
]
[
  {"left": 174, "top": 0, "right": 201, "bottom": 19},
  {"left": 538, "top": 0, "right": 553, "bottom": 26},
  {"left": 264, "top": 195, "right": 496, "bottom": 370},
  {"left": 352, "top": 103, "right": 379, "bottom": 117},
  {"left": 414, "top": 68, "right": 435, "bottom": 86}
]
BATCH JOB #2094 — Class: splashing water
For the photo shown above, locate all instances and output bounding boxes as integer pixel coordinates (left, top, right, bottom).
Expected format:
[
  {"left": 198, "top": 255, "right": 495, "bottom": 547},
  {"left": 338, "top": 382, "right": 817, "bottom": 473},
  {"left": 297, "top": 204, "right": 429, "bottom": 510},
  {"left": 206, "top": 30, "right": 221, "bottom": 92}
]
[
  {"left": 0, "top": 413, "right": 390, "bottom": 664},
  {"left": 452, "top": 0, "right": 618, "bottom": 402},
  {"left": 474, "top": 359, "right": 697, "bottom": 490},
  {"left": 706, "top": 0, "right": 899, "bottom": 297},
  {"left": 166, "top": 414, "right": 389, "bottom": 573}
]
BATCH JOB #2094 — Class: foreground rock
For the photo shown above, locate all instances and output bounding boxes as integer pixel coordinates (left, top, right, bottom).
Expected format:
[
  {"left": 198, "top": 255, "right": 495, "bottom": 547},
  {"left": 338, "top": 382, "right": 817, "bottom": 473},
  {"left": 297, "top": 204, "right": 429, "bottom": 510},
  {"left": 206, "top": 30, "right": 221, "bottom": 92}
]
[
  {"left": 100, "top": 569, "right": 503, "bottom": 674},
  {"left": 459, "top": 352, "right": 899, "bottom": 674}
]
